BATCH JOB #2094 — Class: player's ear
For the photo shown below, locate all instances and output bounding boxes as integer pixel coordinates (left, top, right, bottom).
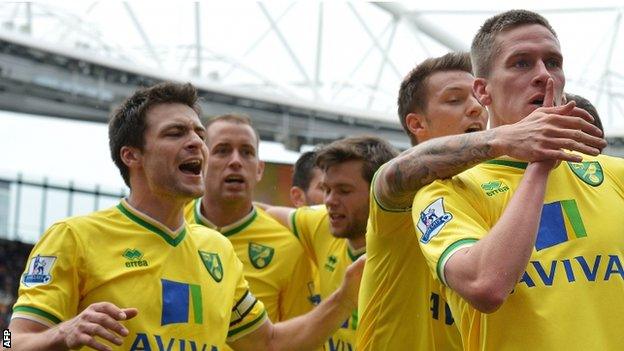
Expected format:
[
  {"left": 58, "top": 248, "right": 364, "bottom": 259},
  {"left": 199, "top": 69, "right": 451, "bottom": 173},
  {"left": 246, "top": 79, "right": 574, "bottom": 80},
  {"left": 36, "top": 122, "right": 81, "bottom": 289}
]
[
  {"left": 120, "top": 146, "right": 142, "bottom": 168},
  {"left": 290, "top": 187, "right": 306, "bottom": 208},
  {"left": 406, "top": 112, "right": 428, "bottom": 143},
  {"left": 256, "top": 160, "right": 265, "bottom": 182},
  {"left": 473, "top": 78, "right": 492, "bottom": 106}
]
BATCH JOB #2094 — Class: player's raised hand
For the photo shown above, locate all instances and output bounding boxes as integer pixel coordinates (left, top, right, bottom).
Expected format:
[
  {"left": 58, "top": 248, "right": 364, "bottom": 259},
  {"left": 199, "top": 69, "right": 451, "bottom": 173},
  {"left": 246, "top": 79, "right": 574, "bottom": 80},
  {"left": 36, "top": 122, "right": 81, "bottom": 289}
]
[
  {"left": 337, "top": 254, "right": 366, "bottom": 311},
  {"left": 496, "top": 78, "right": 606, "bottom": 163},
  {"left": 57, "top": 302, "right": 138, "bottom": 351}
]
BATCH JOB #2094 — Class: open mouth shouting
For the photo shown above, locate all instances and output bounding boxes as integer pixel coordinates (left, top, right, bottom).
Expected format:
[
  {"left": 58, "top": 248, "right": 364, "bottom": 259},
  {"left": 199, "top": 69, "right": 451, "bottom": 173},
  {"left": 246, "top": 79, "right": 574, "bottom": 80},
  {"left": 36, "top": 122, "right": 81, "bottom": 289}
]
[
  {"left": 223, "top": 174, "right": 246, "bottom": 190},
  {"left": 464, "top": 125, "right": 483, "bottom": 133},
  {"left": 179, "top": 159, "right": 203, "bottom": 177}
]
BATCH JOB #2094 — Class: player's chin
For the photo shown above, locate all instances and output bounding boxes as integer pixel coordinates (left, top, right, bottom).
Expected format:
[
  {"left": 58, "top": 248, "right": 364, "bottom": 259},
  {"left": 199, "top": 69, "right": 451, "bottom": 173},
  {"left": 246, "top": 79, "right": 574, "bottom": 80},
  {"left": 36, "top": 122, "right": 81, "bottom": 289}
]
[
  {"left": 178, "top": 183, "right": 204, "bottom": 199},
  {"left": 329, "top": 227, "right": 350, "bottom": 238}
]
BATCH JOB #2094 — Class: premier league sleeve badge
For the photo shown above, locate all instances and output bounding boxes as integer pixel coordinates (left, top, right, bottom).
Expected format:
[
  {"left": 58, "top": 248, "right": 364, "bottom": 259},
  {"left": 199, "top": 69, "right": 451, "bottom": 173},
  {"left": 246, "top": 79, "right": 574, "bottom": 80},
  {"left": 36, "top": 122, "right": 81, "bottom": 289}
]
[{"left": 22, "top": 254, "right": 57, "bottom": 287}]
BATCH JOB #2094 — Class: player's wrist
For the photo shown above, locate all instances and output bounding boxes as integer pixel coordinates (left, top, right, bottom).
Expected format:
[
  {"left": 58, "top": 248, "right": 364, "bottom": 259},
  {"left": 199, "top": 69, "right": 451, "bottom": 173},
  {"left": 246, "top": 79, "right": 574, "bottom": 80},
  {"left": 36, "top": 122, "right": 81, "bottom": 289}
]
[
  {"left": 332, "top": 284, "right": 357, "bottom": 312},
  {"left": 487, "top": 127, "right": 508, "bottom": 158}
]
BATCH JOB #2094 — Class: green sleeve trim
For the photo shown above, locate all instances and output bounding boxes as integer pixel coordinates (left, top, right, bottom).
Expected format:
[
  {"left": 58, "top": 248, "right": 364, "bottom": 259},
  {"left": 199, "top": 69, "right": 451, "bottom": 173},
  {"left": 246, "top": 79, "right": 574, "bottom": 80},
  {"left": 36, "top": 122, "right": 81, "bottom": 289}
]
[
  {"left": 484, "top": 159, "right": 528, "bottom": 170},
  {"left": 290, "top": 210, "right": 300, "bottom": 240},
  {"left": 371, "top": 164, "right": 412, "bottom": 213},
  {"left": 436, "top": 238, "right": 478, "bottom": 285},
  {"left": 13, "top": 305, "right": 62, "bottom": 325},
  {"left": 227, "top": 309, "right": 268, "bottom": 338}
]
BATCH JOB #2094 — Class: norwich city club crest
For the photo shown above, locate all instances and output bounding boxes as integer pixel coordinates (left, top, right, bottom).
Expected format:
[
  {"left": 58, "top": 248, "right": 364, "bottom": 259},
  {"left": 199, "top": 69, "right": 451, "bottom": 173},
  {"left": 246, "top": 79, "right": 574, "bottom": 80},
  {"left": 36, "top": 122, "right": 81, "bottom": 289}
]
[
  {"left": 198, "top": 251, "right": 223, "bottom": 282},
  {"left": 248, "top": 242, "right": 275, "bottom": 269},
  {"left": 568, "top": 161, "right": 603, "bottom": 186}
]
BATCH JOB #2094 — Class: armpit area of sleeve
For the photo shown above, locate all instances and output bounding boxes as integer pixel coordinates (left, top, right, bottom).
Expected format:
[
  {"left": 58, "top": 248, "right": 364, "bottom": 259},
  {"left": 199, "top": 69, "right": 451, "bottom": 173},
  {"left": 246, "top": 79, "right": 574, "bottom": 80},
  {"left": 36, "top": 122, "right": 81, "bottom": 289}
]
[
  {"left": 436, "top": 238, "right": 478, "bottom": 286},
  {"left": 289, "top": 210, "right": 300, "bottom": 240},
  {"left": 227, "top": 294, "right": 268, "bottom": 342},
  {"left": 12, "top": 305, "right": 62, "bottom": 327}
]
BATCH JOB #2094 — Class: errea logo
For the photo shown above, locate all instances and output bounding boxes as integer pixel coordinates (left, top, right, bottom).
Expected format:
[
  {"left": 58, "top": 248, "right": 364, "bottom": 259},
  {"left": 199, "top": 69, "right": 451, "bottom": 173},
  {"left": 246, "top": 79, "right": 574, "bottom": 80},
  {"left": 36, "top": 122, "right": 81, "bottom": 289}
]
[
  {"left": 123, "top": 248, "right": 149, "bottom": 268},
  {"left": 480, "top": 180, "right": 510, "bottom": 197},
  {"left": 324, "top": 255, "right": 338, "bottom": 272}
]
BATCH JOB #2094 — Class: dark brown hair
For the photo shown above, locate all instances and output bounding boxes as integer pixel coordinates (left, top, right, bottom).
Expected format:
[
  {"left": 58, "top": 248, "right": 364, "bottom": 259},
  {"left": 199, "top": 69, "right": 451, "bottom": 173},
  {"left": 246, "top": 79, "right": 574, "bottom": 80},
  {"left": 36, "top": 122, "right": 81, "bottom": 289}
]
[
  {"left": 108, "top": 82, "right": 200, "bottom": 187},
  {"left": 471, "top": 9, "right": 557, "bottom": 78},
  {"left": 315, "top": 135, "right": 399, "bottom": 184},
  {"left": 397, "top": 52, "right": 472, "bottom": 145}
]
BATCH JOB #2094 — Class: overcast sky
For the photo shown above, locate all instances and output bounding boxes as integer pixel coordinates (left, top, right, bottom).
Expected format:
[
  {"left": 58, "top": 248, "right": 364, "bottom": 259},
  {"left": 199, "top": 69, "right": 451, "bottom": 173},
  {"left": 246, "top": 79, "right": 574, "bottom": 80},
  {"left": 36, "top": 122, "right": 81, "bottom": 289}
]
[{"left": 0, "top": 2, "right": 623, "bottom": 189}]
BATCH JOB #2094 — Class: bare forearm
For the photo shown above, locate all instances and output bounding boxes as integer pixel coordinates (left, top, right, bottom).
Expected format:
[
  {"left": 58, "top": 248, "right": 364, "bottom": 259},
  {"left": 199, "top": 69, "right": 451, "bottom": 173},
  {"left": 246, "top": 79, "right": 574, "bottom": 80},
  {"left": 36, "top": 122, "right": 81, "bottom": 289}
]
[
  {"left": 264, "top": 206, "right": 295, "bottom": 228},
  {"left": 269, "top": 290, "right": 352, "bottom": 351},
  {"left": 9, "top": 328, "right": 66, "bottom": 351},
  {"left": 446, "top": 161, "right": 551, "bottom": 312},
  {"left": 377, "top": 129, "right": 501, "bottom": 209}
]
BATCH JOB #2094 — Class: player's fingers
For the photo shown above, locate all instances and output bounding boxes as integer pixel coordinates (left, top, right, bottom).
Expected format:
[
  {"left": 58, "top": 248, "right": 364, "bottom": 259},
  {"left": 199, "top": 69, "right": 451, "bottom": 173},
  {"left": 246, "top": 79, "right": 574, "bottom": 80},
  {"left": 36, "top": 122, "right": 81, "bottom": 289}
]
[
  {"left": 91, "top": 302, "right": 127, "bottom": 320},
  {"left": 89, "top": 312, "right": 129, "bottom": 338},
  {"left": 544, "top": 138, "right": 600, "bottom": 156},
  {"left": 549, "top": 128, "right": 606, "bottom": 150},
  {"left": 88, "top": 323, "right": 123, "bottom": 346},
  {"left": 541, "top": 149, "right": 583, "bottom": 163},
  {"left": 121, "top": 308, "right": 139, "bottom": 320},
  {"left": 567, "top": 106, "right": 597, "bottom": 125},
  {"left": 547, "top": 115, "right": 604, "bottom": 138},
  {"left": 544, "top": 78, "right": 555, "bottom": 108},
  {"left": 84, "top": 335, "right": 113, "bottom": 351}
]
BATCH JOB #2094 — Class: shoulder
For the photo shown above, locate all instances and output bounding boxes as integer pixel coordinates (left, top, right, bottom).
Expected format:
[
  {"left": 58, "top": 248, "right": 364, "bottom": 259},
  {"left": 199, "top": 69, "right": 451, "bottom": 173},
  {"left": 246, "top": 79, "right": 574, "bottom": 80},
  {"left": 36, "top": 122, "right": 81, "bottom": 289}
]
[
  {"left": 188, "top": 224, "right": 236, "bottom": 254},
  {"left": 46, "top": 205, "right": 120, "bottom": 237}
]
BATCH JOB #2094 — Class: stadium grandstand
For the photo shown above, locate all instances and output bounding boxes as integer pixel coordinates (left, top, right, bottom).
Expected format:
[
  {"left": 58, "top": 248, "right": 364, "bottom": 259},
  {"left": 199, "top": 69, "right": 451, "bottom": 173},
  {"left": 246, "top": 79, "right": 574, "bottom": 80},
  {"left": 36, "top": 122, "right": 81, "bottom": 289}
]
[{"left": 0, "top": 2, "right": 623, "bottom": 349}]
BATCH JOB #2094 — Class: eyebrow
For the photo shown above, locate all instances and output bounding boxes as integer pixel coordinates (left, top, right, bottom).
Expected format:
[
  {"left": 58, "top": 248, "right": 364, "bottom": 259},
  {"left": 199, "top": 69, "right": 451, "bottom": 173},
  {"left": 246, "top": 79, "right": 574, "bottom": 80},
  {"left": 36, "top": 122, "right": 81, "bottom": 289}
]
[
  {"left": 507, "top": 50, "right": 563, "bottom": 61},
  {"left": 442, "top": 87, "right": 469, "bottom": 93}
]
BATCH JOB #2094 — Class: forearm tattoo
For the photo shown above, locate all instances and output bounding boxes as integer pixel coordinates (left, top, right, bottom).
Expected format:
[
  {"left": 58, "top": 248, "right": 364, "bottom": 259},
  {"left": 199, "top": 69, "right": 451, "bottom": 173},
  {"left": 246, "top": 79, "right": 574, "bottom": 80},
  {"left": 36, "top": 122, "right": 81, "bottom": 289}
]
[{"left": 380, "top": 129, "right": 497, "bottom": 207}]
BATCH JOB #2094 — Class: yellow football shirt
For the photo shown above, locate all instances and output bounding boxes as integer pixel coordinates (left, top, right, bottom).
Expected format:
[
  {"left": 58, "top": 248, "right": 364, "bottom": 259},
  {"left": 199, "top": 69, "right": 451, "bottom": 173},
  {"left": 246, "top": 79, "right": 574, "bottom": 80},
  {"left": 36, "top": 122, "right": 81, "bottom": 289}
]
[
  {"left": 357, "top": 169, "right": 462, "bottom": 350},
  {"left": 291, "top": 205, "right": 363, "bottom": 351},
  {"left": 13, "top": 199, "right": 266, "bottom": 350},
  {"left": 413, "top": 155, "right": 624, "bottom": 350},
  {"left": 186, "top": 200, "right": 315, "bottom": 323}
]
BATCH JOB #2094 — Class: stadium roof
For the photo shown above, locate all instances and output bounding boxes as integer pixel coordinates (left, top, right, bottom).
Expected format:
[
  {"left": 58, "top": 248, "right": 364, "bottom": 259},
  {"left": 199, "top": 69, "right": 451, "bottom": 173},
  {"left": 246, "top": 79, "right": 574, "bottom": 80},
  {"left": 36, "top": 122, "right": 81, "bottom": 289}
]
[{"left": 0, "top": 1, "right": 623, "bottom": 135}]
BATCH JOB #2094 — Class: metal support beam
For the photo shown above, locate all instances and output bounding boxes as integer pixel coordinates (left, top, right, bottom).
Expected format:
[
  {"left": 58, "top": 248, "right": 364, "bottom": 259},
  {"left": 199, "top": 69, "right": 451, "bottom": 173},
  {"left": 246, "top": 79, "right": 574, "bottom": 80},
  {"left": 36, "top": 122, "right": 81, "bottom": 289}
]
[
  {"left": 368, "top": 18, "right": 398, "bottom": 109},
  {"left": 123, "top": 2, "right": 163, "bottom": 69},
  {"left": 194, "top": 2, "right": 201, "bottom": 77},
  {"left": 348, "top": 3, "right": 402, "bottom": 78},
  {"left": 314, "top": 3, "right": 324, "bottom": 101},
  {"left": 258, "top": 3, "right": 312, "bottom": 86},
  {"left": 220, "top": 3, "right": 296, "bottom": 81},
  {"left": 330, "top": 20, "right": 395, "bottom": 102},
  {"left": 596, "top": 11, "right": 621, "bottom": 128},
  {"left": 373, "top": 2, "right": 467, "bottom": 52}
]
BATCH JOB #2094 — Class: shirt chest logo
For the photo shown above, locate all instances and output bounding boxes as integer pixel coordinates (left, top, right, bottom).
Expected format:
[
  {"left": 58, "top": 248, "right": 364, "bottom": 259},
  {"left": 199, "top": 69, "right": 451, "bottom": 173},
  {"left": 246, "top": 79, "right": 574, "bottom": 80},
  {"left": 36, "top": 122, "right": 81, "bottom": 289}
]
[
  {"left": 568, "top": 161, "right": 603, "bottom": 186},
  {"left": 122, "top": 248, "right": 149, "bottom": 268},
  {"left": 199, "top": 251, "right": 223, "bottom": 282},
  {"left": 480, "top": 180, "right": 510, "bottom": 196},
  {"left": 324, "top": 255, "right": 338, "bottom": 272},
  {"left": 248, "top": 242, "right": 275, "bottom": 269}
]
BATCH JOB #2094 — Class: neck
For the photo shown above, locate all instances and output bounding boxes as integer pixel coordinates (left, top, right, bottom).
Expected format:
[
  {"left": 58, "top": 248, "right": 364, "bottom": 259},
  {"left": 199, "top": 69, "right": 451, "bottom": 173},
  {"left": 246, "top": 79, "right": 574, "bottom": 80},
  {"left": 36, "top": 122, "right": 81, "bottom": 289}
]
[
  {"left": 201, "top": 195, "right": 253, "bottom": 227},
  {"left": 126, "top": 190, "right": 187, "bottom": 232},
  {"left": 347, "top": 234, "right": 366, "bottom": 251}
]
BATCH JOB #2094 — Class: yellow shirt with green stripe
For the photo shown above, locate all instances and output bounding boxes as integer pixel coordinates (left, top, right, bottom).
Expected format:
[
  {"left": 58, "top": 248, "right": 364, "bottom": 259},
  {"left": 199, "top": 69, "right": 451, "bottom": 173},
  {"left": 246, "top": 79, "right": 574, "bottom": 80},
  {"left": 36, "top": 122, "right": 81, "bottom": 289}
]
[
  {"left": 13, "top": 199, "right": 266, "bottom": 350},
  {"left": 413, "top": 155, "right": 624, "bottom": 351},
  {"left": 185, "top": 200, "right": 316, "bottom": 325},
  {"left": 291, "top": 205, "right": 363, "bottom": 351},
  {"left": 357, "top": 168, "right": 462, "bottom": 351}
]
